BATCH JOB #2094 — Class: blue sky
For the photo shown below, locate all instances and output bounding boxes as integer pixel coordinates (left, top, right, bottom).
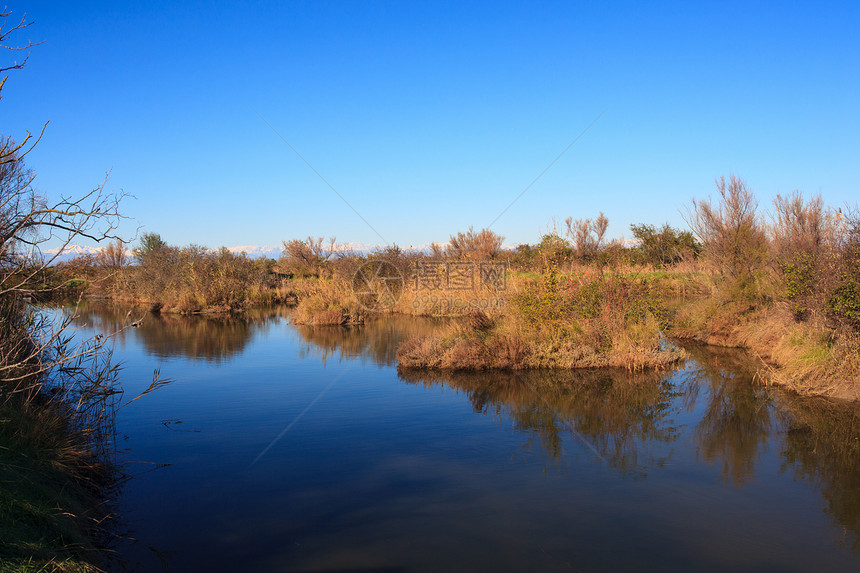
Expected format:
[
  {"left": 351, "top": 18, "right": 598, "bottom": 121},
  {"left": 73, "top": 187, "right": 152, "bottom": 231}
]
[{"left": 3, "top": 1, "right": 858, "bottom": 251}]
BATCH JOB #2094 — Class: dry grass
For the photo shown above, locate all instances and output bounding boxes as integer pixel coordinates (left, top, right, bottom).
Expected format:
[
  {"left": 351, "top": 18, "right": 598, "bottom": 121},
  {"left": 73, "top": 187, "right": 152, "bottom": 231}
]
[
  {"left": 397, "top": 265, "right": 687, "bottom": 371},
  {"left": 291, "top": 279, "right": 366, "bottom": 325},
  {"left": 672, "top": 289, "right": 860, "bottom": 400},
  {"left": 0, "top": 304, "right": 122, "bottom": 572}
]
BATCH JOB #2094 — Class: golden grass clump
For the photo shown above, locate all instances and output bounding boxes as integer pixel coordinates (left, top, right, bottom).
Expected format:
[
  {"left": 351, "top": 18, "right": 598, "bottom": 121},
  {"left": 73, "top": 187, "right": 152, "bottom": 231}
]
[
  {"left": 397, "top": 268, "right": 686, "bottom": 371},
  {"left": 292, "top": 279, "right": 366, "bottom": 325}
]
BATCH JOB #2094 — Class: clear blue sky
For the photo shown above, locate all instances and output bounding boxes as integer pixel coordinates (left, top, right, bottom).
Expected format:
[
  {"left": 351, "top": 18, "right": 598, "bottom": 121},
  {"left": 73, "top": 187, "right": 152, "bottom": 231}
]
[{"left": 3, "top": 0, "right": 858, "bottom": 251}]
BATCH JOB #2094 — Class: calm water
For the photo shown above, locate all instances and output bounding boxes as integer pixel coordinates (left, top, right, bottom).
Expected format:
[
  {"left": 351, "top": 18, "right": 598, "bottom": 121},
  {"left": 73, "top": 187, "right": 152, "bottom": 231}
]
[{"left": 64, "top": 305, "right": 860, "bottom": 572}]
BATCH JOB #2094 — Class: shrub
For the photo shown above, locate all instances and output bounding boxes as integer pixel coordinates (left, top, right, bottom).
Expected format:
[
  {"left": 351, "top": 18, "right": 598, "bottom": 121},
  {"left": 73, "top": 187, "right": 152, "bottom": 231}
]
[
  {"left": 124, "top": 239, "right": 274, "bottom": 311},
  {"left": 827, "top": 261, "right": 860, "bottom": 326},
  {"left": 780, "top": 253, "right": 817, "bottom": 320},
  {"left": 447, "top": 227, "right": 505, "bottom": 260},
  {"left": 629, "top": 223, "right": 700, "bottom": 267},
  {"left": 826, "top": 210, "right": 860, "bottom": 330},
  {"left": 280, "top": 236, "right": 336, "bottom": 278},
  {"left": 565, "top": 212, "right": 608, "bottom": 260},
  {"left": 687, "top": 175, "right": 769, "bottom": 302},
  {"left": 536, "top": 232, "right": 570, "bottom": 270}
]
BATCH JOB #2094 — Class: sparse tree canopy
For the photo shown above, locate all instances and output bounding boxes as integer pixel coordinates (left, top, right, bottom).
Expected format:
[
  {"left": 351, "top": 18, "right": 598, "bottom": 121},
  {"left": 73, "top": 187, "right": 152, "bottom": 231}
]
[
  {"left": 565, "top": 212, "right": 608, "bottom": 258},
  {"left": 685, "top": 175, "right": 770, "bottom": 304},
  {"left": 280, "top": 236, "right": 336, "bottom": 277},
  {"left": 0, "top": 17, "right": 124, "bottom": 298},
  {"left": 96, "top": 238, "right": 128, "bottom": 268},
  {"left": 447, "top": 227, "right": 504, "bottom": 260},
  {"left": 770, "top": 191, "right": 831, "bottom": 258},
  {"left": 687, "top": 175, "right": 768, "bottom": 285}
]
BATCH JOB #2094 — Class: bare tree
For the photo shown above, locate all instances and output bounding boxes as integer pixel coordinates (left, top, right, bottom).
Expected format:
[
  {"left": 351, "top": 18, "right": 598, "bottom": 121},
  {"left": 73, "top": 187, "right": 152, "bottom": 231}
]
[
  {"left": 280, "top": 236, "right": 336, "bottom": 277},
  {"left": 446, "top": 227, "right": 504, "bottom": 260},
  {"left": 1, "top": 10, "right": 164, "bottom": 457},
  {"left": 1, "top": 11, "right": 125, "bottom": 301},
  {"left": 565, "top": 212, "right": 608, "bottom": 259},
  {"left": 686, "top": 175, "right": 768, "bottom": 294},
  {"left": 96, "top": 238, "right": 128, "bottom": 269},
  {"left": 770, "top": 191, "right": 831, "bottom": 258},
  {"left": 1, "top": 139, "right": 125, "bottom": 296}
]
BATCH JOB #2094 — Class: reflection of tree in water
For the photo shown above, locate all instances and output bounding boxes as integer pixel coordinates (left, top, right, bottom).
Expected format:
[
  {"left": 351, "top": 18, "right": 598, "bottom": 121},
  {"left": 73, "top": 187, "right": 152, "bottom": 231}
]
[
  {"left": 136, "top": 315, "right": 256, "bottom": 361},
  {"left": 294, "top": 317, "right": 447, "bottom": 366},
  {"left": 399, "top": 368, "right": 683, "bottom": 476},
  {"left": 71, "top": 303, "right": 291, "bottom": 362},
  {"left": 680, "top": 344, "right": 775, "bottom": 486},
  {"left": 780, "top": 395, "right": 860, "bottom": 551},
  {"left": 681, "top": 343, "right": 860, "bottom": 551}
]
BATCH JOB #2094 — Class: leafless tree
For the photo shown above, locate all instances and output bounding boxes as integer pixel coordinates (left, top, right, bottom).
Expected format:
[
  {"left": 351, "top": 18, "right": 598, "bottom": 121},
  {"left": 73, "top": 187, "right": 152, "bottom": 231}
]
[
  {"left": 1, "top": 10, "right": 163, "bottom": 455},
  {"left": 686, "top": 175, "right": 768, "bottom": 294},
  {"left": 770, "top": 191, "right": 831, "bottom": 259},
  {"left": 96, "top": 238, "right": 128, "bottom": 269},
  {"left": 446, "top": 227, "right": 504, "bottom": 260},
  {"left": 565, "top": 212, "right": 608, "bottom": 258},
  {"left": 281, "top": 236, "right": 336, "bottom": 277}
]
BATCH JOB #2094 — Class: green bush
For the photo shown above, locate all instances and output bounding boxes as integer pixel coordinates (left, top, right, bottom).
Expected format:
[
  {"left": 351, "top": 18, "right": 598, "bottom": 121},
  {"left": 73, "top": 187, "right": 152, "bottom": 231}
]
[
  {"left": 827, "top": 277, "right": 860, "bottom": 325},
  {"left": 630, "top": 223, "right": 700, "bottom": 267},
  {"left": 779, "top": 253, "right": 817, "bottom": 319}
]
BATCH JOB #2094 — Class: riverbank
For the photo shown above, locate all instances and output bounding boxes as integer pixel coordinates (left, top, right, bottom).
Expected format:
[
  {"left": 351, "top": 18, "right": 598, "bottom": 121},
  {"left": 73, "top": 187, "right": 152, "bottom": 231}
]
[
  {"left": 671, "top": 297, "right": 860, "bottom": 401},
  {"left": 357, "top": 267, "right": 857, "bottom": 400},
  {"left": 0, "top": 299, "right": 131, "bottom": 572},
  {"left": 0, "top": 395, "right": 111, "bottom": 572},
  {"left": 64, "top": 262, "right": 859, "bottom": 400},
  {"left": 0, "top": 436, "right": 107, "bottom": 572}
]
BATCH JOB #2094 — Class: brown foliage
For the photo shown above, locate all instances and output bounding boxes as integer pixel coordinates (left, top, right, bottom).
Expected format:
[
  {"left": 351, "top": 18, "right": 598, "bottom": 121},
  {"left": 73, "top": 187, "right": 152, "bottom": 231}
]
[
  {"left": 687, "top": 175, "right": 768, "bottom": 298},
  {"left": 126, "top": 243, "right": 275, "bottom": 312},
  {"left": 468, "top": 309, "right": 494, "bottom": 331},
  {"left": 565, "top": 212, "right": 608, "bottom": 259},
  {"left": 280, "top": 236, "right": 336, "bottom": 277},
  {"left": 95, "top": 238, "right": 128, "bottom": 269},
  {"left": 447, "top": 227, "right": 504, "bottom": 260}
]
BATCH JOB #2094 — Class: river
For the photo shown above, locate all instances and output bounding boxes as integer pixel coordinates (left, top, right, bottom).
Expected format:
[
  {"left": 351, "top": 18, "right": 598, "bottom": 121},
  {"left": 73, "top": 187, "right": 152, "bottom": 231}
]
[{"left": 63, "top": 304, "right": 860, "bottom": 572}]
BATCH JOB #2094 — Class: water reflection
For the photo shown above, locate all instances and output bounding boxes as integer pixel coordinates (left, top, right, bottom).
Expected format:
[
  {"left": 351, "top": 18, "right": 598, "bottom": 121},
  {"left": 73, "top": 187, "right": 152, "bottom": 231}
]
[
  {"left": 294, "top": 316, "right": 447, "bottom": 365},
  {"left": 780, "top": 395, "right": 860, "bottom": 550},
  {"left": 681, "top": 344, "right": 775, "bottom": 486},
  {"left": 399, "top": 368, "right": 683, "bottom": 476},
  {"left": 64, "top": 305, "right": 860, "bottom": 560},
  {"left": 71, "top": 303, "right": 291, "bottom": 362}
]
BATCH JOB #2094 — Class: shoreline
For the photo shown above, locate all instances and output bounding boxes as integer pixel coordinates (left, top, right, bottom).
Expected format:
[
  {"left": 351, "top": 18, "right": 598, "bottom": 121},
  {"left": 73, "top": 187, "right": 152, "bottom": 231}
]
[{"left": 65, "top": 269, "right": 859, "bottom": 403}]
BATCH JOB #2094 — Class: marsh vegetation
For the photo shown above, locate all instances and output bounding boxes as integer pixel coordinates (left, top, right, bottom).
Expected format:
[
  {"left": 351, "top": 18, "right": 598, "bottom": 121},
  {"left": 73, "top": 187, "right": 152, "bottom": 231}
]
[{"left": 50, "top": 174, "right": 860, "bottom": 400}]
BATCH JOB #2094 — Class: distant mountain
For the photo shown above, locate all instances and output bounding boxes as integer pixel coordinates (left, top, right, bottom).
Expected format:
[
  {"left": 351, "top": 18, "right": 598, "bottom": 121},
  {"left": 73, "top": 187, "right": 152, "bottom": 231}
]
[
  {"left": 41, "top": 244, "right": 104, "bottom": 263},
  {"left": 225, "top": 245, "right": 282, "bottom": 258}
]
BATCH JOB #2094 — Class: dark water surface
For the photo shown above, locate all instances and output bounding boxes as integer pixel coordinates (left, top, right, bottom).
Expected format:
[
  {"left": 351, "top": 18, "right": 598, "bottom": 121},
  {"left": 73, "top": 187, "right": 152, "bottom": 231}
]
[{"left": 66, "top": 305, "right": 860, "bottom": 572}]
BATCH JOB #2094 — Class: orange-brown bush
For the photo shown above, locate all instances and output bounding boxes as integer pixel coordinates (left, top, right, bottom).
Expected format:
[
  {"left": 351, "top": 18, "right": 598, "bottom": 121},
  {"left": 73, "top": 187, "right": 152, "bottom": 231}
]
[
  {"left": 397, "top": 265, "right": 684, "bottom": 370},
  {"left": 280, "top": 236, "right": 336, "bottom": 278},
  {"left": 566, "top": 212, "right": 608, "bottom": 259},
  {"left": 291, "top": 278, "right": 365, "bottom": 325},
  {"left": 122, "top": 240, "right": 278, "bottom": 312},
  {"left": 446, "top": 227, "right": 505, "bottom": 260},
  {"left": 687, "top": 175, "right": 769, "bottom": 302}
]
